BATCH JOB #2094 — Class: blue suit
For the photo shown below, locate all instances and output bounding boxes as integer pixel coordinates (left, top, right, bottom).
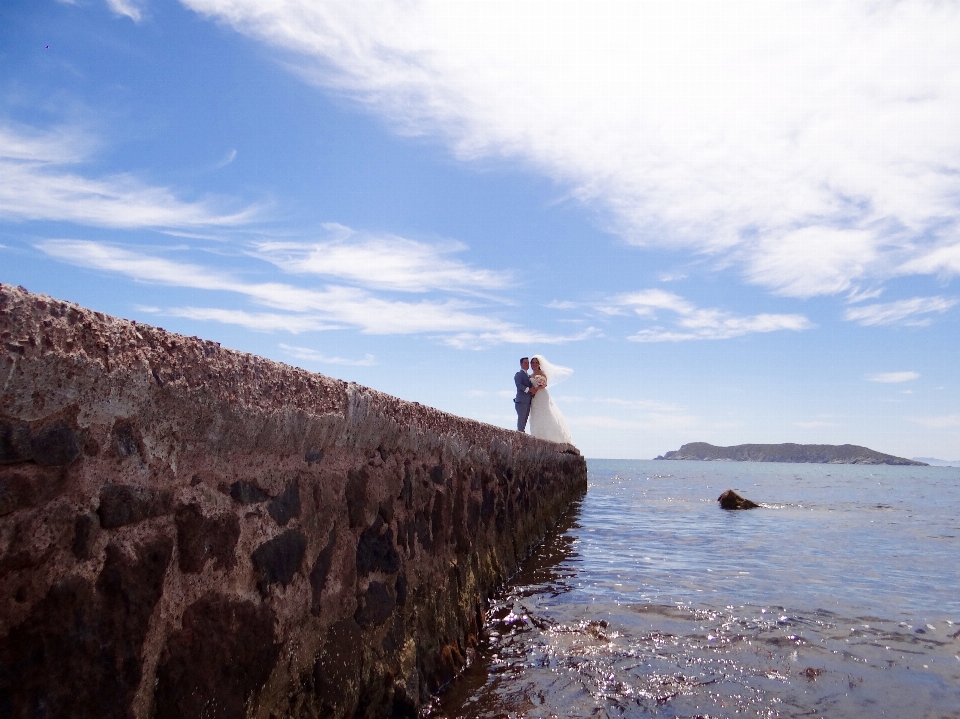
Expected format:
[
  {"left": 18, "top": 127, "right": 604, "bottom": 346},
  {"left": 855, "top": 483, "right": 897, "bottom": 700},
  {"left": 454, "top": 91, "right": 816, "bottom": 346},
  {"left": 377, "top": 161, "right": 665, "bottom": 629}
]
[{"left": 514, "top": 370, "right": 533, "bottom": 431}]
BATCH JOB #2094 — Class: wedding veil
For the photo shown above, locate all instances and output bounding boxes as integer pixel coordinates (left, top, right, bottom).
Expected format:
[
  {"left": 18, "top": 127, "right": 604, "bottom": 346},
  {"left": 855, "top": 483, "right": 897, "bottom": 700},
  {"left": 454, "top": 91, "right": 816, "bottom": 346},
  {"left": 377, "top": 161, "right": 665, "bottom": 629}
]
[{"left": 531, "top": 354, "right": 573, "bottom": 386}]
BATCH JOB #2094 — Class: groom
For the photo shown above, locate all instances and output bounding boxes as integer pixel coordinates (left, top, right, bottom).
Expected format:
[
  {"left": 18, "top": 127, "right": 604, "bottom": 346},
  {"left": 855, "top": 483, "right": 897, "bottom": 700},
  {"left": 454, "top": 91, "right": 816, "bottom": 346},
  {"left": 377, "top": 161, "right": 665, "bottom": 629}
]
[{"left": 514, "top": 356, "right": 538, "bottom": 432}]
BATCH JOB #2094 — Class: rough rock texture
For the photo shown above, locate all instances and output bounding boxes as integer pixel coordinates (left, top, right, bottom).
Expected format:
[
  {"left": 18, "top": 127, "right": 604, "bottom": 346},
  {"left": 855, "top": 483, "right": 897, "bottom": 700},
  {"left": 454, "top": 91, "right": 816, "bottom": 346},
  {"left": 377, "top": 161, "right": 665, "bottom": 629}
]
[
  {"left": 717, "top": 489, "right": 760, "bottom": 510},
  {"left": 0, "top": 285, "right": 587, "bottom": 719},
  {"left": 655, "top": 441, "right": 926, "bottom": 465}
]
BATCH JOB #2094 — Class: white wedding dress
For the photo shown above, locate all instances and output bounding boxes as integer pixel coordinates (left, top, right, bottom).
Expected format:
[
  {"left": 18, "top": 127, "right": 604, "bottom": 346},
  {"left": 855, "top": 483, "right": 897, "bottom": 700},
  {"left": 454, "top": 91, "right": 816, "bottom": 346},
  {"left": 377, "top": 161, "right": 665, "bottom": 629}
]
[{"left": 528, "top": 372, "right": 575, "bottom": 446}]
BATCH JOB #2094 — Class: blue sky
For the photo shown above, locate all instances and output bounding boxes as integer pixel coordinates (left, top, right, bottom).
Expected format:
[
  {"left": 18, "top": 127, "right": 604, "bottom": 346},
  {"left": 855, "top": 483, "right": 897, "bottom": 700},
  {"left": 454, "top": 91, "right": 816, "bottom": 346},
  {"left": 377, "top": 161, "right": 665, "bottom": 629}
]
[{"left": 2, "top": 0, "right": 959, "bottom": 459}]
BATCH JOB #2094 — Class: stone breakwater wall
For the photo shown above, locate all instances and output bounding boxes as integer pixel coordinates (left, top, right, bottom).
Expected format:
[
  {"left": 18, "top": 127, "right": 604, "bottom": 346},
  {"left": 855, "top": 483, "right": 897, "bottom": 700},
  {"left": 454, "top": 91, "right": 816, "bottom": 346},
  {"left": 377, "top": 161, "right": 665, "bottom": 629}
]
[{"left": 0, "top": 285, "right": 587, "bottom": 719}]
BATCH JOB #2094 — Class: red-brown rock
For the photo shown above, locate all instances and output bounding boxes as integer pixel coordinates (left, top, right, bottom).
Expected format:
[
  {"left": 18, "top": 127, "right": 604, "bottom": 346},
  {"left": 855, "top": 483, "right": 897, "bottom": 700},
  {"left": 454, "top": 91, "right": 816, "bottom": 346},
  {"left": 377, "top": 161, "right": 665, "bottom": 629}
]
[
  {"left": 718, "top": 489, "right": 761, "bottom": 509},
  {"left": 0, "top": 284, "right": 587, "bottom": 718}
]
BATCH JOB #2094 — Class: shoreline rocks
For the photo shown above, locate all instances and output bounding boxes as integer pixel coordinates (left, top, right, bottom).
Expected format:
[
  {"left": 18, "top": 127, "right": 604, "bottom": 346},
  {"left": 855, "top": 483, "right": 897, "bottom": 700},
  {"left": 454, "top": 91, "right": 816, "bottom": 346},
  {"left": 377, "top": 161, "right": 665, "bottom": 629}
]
[{"left": 717, "top": 489, "right": 760, "bottom": 510}]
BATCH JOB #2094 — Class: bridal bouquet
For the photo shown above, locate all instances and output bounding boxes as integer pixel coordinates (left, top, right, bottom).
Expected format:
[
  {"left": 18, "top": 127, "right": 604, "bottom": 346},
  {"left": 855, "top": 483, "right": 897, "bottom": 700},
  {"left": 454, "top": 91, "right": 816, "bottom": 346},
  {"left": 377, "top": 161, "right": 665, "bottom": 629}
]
[{"left": 532, "top": 375, "right": 548, "bottom": 388}]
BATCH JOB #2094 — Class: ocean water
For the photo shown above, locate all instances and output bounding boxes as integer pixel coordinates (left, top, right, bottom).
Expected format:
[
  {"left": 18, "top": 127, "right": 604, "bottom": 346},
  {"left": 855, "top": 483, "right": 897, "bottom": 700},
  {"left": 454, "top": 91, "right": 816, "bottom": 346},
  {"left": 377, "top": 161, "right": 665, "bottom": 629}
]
[{"left": 433, "top": 459, "right": 960, "bottom": 718}]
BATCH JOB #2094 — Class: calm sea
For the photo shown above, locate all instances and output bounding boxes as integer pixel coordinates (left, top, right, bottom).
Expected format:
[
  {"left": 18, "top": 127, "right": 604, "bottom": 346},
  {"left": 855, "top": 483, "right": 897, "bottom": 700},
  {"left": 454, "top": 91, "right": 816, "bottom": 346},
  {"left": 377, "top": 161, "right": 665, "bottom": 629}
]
[{"left": 434, "top": 459, "right": 960, "bottom": 718}]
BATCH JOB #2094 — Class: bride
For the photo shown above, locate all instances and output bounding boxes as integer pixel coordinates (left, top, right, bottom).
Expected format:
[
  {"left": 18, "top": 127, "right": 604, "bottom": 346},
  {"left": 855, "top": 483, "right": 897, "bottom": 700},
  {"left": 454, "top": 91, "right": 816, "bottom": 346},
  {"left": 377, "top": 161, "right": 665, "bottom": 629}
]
[{"left": 529, "top": 355, "right": 575, "bottom": 445}]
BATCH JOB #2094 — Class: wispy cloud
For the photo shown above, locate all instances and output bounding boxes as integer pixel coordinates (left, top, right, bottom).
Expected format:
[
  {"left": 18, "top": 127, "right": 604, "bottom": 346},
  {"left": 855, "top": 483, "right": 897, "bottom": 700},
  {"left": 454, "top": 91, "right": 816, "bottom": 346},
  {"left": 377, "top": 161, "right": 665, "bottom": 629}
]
[
  {"left": 278, "top": 343, "right": 375, "bottom": 366},
  {"left": 162, "top": 307, "right": 340, "bottom": 333},
  {"left": 37, "top": 239, "right": 590, "bottom": 347},
  {"left": 0, "top": 125, "right": 254, "bottom": 228},
  {"left": 181, "top": 0, "right": 960, "bottom": 298},
  {"left": 746, "top": 227, "right": 877, "bottom": 298},
  {"left": 844, "top": 296, "right": 956, "bottom": 326},
  {"left": 561, "top": 395, "right": 699, "bottom": 432},
  {"left": 908, "top": 414, "right": 960, "bottom": 429},
  {"left": 253, "top": 224, "right": 510, "bottom": 293},
  {"left": 106, "top": 0, "right": 145, "bottom": 22},
  {"left": 215, "top": 149, "right": 237, "bottom": 168},
  {"left": 444, "top": 325, "right": 601, "bottom": 351},
  {"left": 899, "top": 242, "right": 960, "bottom": 276},
  {"left": 586, "top": 396, "right": 687, "bottom": 413},
  {"left": 609, "top": 289, "right": 813, "bottom": 342},
  {"left": 866, "top": 371, "right": 919, "bottom": 384}
]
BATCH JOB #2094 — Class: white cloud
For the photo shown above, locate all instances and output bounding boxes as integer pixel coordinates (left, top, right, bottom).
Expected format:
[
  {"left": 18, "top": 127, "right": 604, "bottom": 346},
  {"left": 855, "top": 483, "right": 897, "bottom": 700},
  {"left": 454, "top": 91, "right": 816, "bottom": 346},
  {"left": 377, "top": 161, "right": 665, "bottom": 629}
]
[
  {"left": 746, "top": 227, "right": 878, "bottom": 298},
  {"left": 444, "top": 325, "right": 601, "bottom": 351},
  {"left": 612, "top": 289, "right": 813, "bottom": 342},
  {"left": 37, "top": 239, "right": 590, "bottom": 346},
  {"left": 180, "top": 0, "right": 960, "bottom": 297},
  {"left": 278, "top": 343, "right": 375, "bottom": 366},
  {"left": 215, "top": 149, "right": 238, "bottom": 168},
  {"left": 253, "top": 224, "right": 509, "bottom": 293},
  {"left": 866, "top": 371, "right": 919, "bottom": 384},
  {"left": 844, "top": 296, "right": 956, "bottom": 326},
  {"left": 563, "top": 395, "right": 699, "bottom": 432},
  {"left": 164, "top": 307, "right": 340, "bottom": 333},
  {"left": 900, "top": 242, "right": 960, "bottom": 276},
  {"left": 908, "top": 414, "right": 960, "bottom": 429},
  {"left": 106, "top": 0, "right": 145, "bottom": 22},
  {"left": 0, "top": 125, "right": 253, "bottom": 228}
]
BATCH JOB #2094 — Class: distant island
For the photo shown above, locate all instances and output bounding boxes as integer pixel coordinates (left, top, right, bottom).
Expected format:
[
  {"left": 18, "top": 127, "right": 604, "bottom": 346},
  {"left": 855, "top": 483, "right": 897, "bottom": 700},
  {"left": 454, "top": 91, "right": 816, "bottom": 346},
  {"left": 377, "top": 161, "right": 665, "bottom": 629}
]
[
  {"left": 912, "top": 457, "right": 960, "bottom": 467},
  {"left": 655, "top": 442, "right": 927, "bottom": 466}
]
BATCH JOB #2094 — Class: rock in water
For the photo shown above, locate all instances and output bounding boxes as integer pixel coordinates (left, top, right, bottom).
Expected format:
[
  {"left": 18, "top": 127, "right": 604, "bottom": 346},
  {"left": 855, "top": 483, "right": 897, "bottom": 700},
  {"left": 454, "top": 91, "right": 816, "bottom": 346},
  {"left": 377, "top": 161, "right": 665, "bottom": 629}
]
[{"left": 718, "top": 489, "right": 760, "bottom": 510}]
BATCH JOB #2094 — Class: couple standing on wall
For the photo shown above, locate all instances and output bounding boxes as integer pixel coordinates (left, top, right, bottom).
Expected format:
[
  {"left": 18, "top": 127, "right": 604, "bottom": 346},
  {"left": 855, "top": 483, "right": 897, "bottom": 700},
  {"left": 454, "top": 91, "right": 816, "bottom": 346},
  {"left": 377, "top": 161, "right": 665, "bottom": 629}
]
[{"left": 514, "top": 355, "right": 575, "bottom": 445}]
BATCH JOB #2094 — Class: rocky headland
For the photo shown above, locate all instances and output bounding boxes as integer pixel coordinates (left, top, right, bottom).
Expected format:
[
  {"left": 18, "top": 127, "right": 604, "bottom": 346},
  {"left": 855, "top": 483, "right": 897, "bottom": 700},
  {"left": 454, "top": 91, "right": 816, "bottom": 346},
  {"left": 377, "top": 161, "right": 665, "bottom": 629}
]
[
  {"left": 655, "top": 442, "right": 926, "bottom": 465},
  {"left": 0, "top": 284, "right": 587, "bottom": 719}
]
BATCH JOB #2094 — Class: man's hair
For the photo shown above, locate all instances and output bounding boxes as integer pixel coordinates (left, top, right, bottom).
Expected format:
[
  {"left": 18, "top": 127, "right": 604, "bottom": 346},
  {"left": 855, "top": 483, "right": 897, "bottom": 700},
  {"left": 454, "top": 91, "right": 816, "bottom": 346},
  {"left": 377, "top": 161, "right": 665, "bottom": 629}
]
[{"left": 520, "top": 357, "right": 529, "bottom": 364}]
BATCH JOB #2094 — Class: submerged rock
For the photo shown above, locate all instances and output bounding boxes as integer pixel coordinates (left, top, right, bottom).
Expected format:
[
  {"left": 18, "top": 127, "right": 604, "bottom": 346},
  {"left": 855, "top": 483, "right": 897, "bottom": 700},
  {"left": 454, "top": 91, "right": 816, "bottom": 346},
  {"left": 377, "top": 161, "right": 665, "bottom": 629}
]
[{"left": 718, "top": 489, "right": 760, "bottom": 510}]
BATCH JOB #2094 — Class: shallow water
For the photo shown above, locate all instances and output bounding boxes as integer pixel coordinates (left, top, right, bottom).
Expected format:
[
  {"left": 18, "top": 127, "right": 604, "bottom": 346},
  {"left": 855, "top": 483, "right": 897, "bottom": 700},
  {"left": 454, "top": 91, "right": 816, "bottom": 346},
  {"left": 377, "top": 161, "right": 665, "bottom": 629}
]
[{"left": 433, "top": 460, "right": 960, "bottom": 718}]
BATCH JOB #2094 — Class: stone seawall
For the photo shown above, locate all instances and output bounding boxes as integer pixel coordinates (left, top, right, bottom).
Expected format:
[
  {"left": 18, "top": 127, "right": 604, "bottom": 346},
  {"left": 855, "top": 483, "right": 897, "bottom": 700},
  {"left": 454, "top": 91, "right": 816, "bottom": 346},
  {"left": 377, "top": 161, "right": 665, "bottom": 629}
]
[{"left": 0, "top": 285, "right": 587, "bottom": 719}]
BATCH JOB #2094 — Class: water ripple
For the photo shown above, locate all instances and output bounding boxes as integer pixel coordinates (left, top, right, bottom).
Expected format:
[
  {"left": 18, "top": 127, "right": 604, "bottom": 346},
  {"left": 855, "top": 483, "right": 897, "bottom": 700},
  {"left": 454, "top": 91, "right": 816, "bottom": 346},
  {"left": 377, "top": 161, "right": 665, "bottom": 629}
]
[{"left": 434, "top": 460, "right": 960, "bottom": 718}]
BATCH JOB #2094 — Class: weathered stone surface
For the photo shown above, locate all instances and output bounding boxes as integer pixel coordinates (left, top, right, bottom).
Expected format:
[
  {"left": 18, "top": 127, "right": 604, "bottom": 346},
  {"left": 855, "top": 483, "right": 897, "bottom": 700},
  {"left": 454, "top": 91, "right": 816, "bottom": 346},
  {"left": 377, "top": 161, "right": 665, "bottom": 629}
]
[
  {"left": 175, "top": 503, "right": 240, "bottom": 573},
  {"left": 97, "top": 483, "right": 172, "bottom": 529},
  {"left": 355, "top": 580, "right": 396, "bottom": 627},
  {"left": 72, "top": 511, "right": 99, "bottom": 560},
  {"left": 228, "top": 479, "right": 270, "bottom": 504},
  {"left": 251, "top": 528, "right": 307, "bottom": 590},
  {"left": 29, "top": 419, "right": 82, "bottom": 466},
  {"left": 0, "top": 420, "right": 31, "bottom": 463},
  {"left": 356, "top": 518, "right": 400, "bottom": 575},
  {"left": 345, "top": 467, "right": 369, "bottom": 528},
  {"left": 0, "top": 464, "right": 67, "bottom": 516},
  {"left": 0, "top": 537, "right": 172, "bottom": 719},
  {"left": 154, "top": 595, "right": 279, "bottom": 719},
  {"left": 0, "top": 284, "right": 587, "bottom": 718},
  {"left": 0, "top": 416, "right": 81, "bottom": 467},
  {"left": 267, "top": 479, "right": 300, "bottom": 525},
  {"left": 309, "top": 529, "right": 337, "bottom": 611},
  {"left": 111, "top": 420, "right": 141, "bottom": 459},
  {"left": 313, "top": 618, "right": 364, "bottom": 716}
]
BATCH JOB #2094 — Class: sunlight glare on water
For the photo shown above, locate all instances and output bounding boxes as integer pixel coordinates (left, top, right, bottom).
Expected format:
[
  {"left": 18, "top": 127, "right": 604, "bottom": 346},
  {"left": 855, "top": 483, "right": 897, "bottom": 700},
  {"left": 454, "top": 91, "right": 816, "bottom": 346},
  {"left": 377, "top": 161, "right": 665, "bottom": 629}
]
[{"left": 433, "top": 460, "right": 960, "bottom": 719}]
